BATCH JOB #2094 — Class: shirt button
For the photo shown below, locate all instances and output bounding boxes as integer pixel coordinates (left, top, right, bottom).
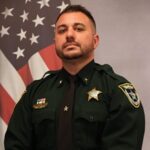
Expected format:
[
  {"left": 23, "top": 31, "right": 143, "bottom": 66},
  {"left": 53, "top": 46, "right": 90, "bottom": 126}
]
[{"left": 89, "top": 115, "right": 94, "bottom": 121}]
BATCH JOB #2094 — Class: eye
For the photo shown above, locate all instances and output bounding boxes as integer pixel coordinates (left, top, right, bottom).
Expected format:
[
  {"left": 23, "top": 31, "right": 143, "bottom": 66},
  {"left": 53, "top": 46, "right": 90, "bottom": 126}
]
[
  {"left": 57, "top": 27, "right": 67, "bottom": 34},
  {"left": 74, "top": 25, "right": 85, "bottom": 32},
  {"left": 76, "top": 27, "right": 84, "bottom": 32},
  {"left": 75, "top": 27, "right": 84, "bottom": 32}
]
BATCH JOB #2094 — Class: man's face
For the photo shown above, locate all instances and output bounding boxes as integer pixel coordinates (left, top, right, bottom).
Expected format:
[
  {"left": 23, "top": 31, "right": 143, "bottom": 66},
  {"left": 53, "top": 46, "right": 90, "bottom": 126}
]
[{"left": 54, "top": 12, "right": 99, "bottom": 61}]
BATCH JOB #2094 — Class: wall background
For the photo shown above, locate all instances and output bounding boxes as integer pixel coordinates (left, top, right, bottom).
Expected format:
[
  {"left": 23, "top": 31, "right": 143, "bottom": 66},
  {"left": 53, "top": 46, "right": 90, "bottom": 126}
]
[{"left": 71, "top": 0, "right": 150, "bottom": 150}]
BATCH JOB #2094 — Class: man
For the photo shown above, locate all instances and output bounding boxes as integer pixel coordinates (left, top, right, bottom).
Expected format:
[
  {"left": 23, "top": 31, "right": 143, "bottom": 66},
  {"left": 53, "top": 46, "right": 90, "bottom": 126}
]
[{"left": 5, "top": 5, "right": 145, "bottom": 150}]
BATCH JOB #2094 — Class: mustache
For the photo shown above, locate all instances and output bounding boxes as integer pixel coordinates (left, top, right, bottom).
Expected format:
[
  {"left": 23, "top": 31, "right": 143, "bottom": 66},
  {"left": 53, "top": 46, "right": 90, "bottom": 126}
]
[{"left": 62, "top": 42, "right": 80, "bottom": 49}]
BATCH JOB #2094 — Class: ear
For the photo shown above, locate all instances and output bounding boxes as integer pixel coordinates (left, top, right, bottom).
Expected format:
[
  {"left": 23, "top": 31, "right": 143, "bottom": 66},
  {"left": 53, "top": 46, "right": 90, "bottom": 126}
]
[{"left": 93, "top": 34, "right": 99, "bottom": 49}]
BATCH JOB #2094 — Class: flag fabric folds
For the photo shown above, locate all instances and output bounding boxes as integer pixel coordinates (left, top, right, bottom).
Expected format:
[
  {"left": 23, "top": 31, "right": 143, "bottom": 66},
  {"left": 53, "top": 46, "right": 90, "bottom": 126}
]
[{"left": 0, "top": 0, "right": 70, "bottom": 149}]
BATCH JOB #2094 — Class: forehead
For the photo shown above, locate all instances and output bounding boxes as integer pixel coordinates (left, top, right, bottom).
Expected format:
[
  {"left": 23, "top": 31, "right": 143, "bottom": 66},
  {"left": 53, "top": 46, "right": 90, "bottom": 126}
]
[{"left": 56, "top": 12, "right": 93, "bottom": 27}]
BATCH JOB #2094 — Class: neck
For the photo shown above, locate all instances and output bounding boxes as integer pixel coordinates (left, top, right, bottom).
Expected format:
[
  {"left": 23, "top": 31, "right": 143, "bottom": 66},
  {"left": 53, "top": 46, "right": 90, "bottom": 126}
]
[{"left": 62, "top": 57, "right": 94, "bottom": 75}]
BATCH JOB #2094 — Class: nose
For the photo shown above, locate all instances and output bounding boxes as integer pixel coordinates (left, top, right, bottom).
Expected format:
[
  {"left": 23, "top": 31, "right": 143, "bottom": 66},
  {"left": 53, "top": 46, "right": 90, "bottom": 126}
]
[{"left": 66, "top": 28, "right": 75, "bottom": 42}]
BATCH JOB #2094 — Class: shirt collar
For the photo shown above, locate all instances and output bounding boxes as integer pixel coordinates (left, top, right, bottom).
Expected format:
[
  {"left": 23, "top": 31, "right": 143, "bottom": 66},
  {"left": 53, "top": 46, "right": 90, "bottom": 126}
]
[
  {"left": 58, "top": 60, "right": 95, "bottom": 86},
  {"left": 57, "top": 67, "right": 76, "bottom": 87},
  {"left": 77, "top": 60, "right": 95, "bottom": 85}
]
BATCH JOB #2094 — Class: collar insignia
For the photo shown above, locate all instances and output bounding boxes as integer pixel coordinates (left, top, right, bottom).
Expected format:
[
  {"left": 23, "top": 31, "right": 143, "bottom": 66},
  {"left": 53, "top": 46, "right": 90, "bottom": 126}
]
[
  {"left": 84, "top": 77, "right": 88, "bottom": 84},
  {"left": 33, "top": 98, "right": 48, "bottom": 109},
  {"left": 119, "top": 83, "right": 140, "bottom": 108},
  {"left": 87, "top": 88, "right": 102, "bottom": 101}
]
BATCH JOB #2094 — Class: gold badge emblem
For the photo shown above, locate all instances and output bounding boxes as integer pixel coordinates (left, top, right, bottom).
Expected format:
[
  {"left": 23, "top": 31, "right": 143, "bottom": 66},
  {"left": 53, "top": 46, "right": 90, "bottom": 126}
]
[
  {"left": 33, "top": 98, "right": 48, "bottom": 109},
  {"left": 87, "top": 88, "right": 102, "bottom": 101},
  {"left": 119, "top": 83, "right": 140, "bottom": 108}
]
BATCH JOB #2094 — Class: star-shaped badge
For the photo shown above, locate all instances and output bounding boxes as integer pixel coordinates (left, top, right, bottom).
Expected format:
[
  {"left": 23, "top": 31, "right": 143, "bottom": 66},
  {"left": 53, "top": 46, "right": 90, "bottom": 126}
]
[
  {"left": 87, "top": 88, "right": 102, "bottom": 101},
  {"left": 64, "top": 106, "right": 69, "bottom": 112}
]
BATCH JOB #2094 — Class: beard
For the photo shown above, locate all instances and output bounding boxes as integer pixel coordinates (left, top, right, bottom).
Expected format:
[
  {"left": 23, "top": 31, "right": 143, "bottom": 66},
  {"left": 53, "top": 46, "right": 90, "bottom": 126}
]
[
  {"left": 55, "top": 39, "right": 95, "bottom": 61},
  {"left": 55, "top": 46, "right": 93, "bottom": 61},
  {"left": 56, "top": 50, "right": 84, "bottom": 60}
]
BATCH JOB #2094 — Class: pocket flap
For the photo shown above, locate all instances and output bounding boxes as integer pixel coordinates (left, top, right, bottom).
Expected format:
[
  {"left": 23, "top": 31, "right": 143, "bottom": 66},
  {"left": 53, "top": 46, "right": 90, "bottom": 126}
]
[
  {"left": 74, "top": 110, "right": 107, "bottom": 122},
  {"left": 32, "top": 109, "right": 55, "bottom": 123}
]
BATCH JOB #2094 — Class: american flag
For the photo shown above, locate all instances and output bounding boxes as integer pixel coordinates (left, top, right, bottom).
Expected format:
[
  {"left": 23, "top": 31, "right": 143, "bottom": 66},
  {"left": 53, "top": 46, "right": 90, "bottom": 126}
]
[{"left": 0, "top": 0, "right": 70, "bottom": 149}]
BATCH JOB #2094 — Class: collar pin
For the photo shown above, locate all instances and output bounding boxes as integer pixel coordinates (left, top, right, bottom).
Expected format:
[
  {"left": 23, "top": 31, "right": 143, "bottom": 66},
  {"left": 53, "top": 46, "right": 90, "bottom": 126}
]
[{"left": 84, "top": 77, "right": 88, "bottom": 84}]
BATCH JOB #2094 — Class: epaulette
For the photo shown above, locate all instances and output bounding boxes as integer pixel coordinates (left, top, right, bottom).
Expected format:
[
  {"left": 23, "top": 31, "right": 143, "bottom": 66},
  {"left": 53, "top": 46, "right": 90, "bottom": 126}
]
[
  {"left": 95, "top": 63, "right": 114, "bottom": 73},
  {"left": 42, "top": 70, "right": 60, "bottom": 79},
  {"left": 95, "top": 63, "right": 128, "bottom": 82}
]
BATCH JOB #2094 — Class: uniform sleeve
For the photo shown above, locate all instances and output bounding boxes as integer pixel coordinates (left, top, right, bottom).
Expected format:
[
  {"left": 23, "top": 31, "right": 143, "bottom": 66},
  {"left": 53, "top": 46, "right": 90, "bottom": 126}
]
[
  {"left": 101, "top": 82, "right": 145, "bottom": 150},
  {"left": 4, "top": 87, "right": 33, "bottom": 150}
]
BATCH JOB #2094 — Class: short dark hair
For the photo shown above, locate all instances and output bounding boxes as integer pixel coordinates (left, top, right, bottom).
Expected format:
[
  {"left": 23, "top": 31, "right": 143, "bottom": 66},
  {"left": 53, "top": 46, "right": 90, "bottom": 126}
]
[{"left": 55, "top": 5, "right": 96, "bottom": 29}]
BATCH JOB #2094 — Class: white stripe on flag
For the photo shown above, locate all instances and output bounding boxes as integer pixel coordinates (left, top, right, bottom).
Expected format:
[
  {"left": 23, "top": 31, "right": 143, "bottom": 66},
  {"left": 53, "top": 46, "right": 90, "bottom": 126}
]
[
  {"left": 28, "top": 52, "right": 49, "bottom": 80},
  {"left": 0, "top": 117, "right": 7, "bottom": 150},
  {"left": 0, "top": 50, "right": 26, "bottom": 103}
]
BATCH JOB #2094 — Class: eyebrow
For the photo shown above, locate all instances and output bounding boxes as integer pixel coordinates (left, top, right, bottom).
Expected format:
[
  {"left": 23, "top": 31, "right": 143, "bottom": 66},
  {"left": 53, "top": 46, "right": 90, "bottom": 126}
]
[
  {"left": 56, "top": 24, "right": 67, "bottom": 30},
  {"left": 56, "top": 22, "right": 86, "bottom": 29},
  {"left": 74, "top": 23, "right": 85, "bottom": 27}
]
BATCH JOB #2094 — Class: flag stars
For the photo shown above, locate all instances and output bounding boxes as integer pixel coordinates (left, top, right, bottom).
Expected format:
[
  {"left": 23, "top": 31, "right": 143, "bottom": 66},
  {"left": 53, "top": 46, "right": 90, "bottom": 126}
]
[
  {"left": 13, "top": 47, "right": 25, "bottom": 59},
  {"left": 17, "top": 29, "right": 27, "bottom": 41},
  {"left": 57, "top": 1, "right": 69, "bottom": 13},
  {"left": 29, "top": 33, "right": 39, "bottom": 45},
  {"left": 51, "top": 24, "right": 55, "bottom": 32},
  {"left": 51, "top": 24, "right": 55, "bottom": 28},
  {"left": 0, "top": 26, "right": 10, "bottom": 37},
  {"left": 25, "top": 0, "right": 31, "bottom": 4},
  {"left": 1, "top": 7, "right": 14, "bottom": 19},
  {"left": 32, "top": 15, "right": 45, "bottom": 27},
  {"left": 37, "top": 0, "right": 50, "bottom": 9},
  {"left": 20, "top": 10, "right": 29, "bottom": 22}
]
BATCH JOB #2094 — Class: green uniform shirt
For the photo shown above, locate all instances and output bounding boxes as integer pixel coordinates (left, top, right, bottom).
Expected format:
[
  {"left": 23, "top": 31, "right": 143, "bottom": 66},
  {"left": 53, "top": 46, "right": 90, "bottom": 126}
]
[{"left": 5, "top": 60, "right": 145, "bottom": 150}]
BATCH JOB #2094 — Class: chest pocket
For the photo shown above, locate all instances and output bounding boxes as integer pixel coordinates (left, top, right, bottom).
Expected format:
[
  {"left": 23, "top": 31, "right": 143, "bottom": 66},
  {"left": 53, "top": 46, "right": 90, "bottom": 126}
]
[
  {"left": 73, "top": 109, "right": 108, "bottom": 147},
  {"left": 74, "top": 109, "right": 108, "bottom": 132},
  {"left": 32, "top": 109, "right": 55, "bottom": 122},
  {"left": 75, "top": 109, "right": 107, "bottom": 121},
  {"left": 32, "top": 109, "right": 56, "bottom": 148}
]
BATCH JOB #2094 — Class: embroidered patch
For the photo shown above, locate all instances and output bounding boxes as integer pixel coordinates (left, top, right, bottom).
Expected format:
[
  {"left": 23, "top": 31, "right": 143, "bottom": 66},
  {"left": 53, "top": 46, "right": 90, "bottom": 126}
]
[
  {"left": 119, "top": 83, "right": 140, "bottom": 108},
  {"left": 33, "top": 98, "right": 48, "bottom": 109}
]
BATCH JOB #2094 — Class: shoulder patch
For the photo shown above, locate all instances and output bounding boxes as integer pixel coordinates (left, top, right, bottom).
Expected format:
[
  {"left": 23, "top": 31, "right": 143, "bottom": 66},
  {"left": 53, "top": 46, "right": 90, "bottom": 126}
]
[
  {"left": 96, "top": 63, "right": 127, "bottom": 82},
  {"left": 118, "top": 83, "right": 140, "bottom": 108}
]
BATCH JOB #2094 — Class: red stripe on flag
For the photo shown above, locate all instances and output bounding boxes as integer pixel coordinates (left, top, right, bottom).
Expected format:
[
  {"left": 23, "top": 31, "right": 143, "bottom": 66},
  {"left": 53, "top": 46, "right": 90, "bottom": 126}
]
[
  {"left": 0, "top": 85, "right": 16, "bottom": 124},
  {"left": 18, "top": 64, "right": 33, "bottom": 86},
  {"left": 39, "top": 44, "right": 62, "bottom": 70}
]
